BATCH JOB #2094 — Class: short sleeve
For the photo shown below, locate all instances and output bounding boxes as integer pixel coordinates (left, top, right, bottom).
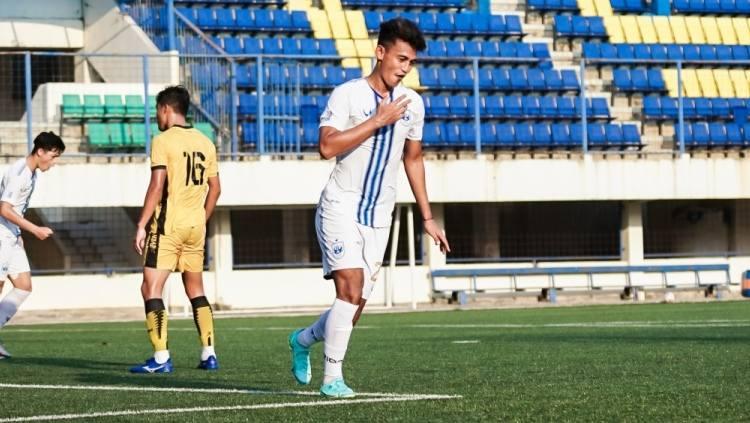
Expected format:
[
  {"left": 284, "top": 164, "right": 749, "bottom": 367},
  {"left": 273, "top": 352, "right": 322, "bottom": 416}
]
[
  {"left": 406, "top": 93, "right": 425, "bottom": 142},
  {"left": 319, "top": 85, "right": 350, "bottom": 131},
  {"left": 0, "top": 174, "right": 25, "bottom": 204},
  {"left": 150, "top": 135, "right": 167, "bottom": 169},
  {"left": 206, "top": 144, "right": 218, "bottom": 178}
]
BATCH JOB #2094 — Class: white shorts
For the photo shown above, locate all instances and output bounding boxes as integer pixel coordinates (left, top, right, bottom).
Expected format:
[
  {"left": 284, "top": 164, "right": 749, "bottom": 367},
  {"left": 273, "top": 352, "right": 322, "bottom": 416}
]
[
  {"left": 315, "top": 206, "right": 390, "bottom": 289},
  {"left": 0, "top": 236, "right": 30, "bottom": 279}
]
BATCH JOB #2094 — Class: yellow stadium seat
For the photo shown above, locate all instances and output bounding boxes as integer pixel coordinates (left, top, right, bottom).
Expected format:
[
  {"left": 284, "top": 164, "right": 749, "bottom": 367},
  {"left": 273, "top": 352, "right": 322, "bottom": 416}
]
[
  {"left": 322, "top": 0, "right": 342, "bottom": 10},
  {"left": 730, "top": 69, "right": 749, "bottom": 97},
  {"left": 701, "top": 17, "right": 722, "bottom": 44},
  {"left": 685, "top": 17, "right": 706, "bottom": 44},
  {"left": 604, "top": 16, "right": 624, "bottom": 43},
  {"left": 682, "top": 69, "right": 702, "bottom": 97},
  {"left": 286, "top": 0, "right": 312, "bottom": 10},
  {"left": 307, "top": 9, "right": 332, "bottom": 38},
  {"left": 327, "top": 10, "right": 350, "bottom": 39},
  {"left": 713, "top": 69, "right": 735, "bottom": 98},
  {"left": 670, "top": 16, "right": 691, "bottom": 44},
  {"left": 402, "top": 68, "right": 420, "bottom": 89},
  {"left": 734, "top": 18, "right": 750, "bottom": 44},
  {"left": 360, "top": 58, "right": 373, "bottom": 76},
  {"left": 577, "top": 0, "right": 597, "bottom": 16},
  {"left": 637, "top": 16, "right": 658, "bottom": 43},
  {"left": 593, "top": 0, "right": 613, "bottom": 16},
  {"left": 696, "top": 69, "right": 718, "bottom": 97},
  {"left": 653, "top": 16, "right": 674, "bottom": 44},
  {"left": 662, "top": 69, "right": 680, "bottom": 97},
  {"left": 336, "top": 39, "right": 356, "bottom": 58},
  {"left": 341, "top": 58, "right": 359, "bottom": 68},
  {"left": 620, "top": 16, "right": 641, "bottom": 43},
  {"left": 717, "top": 18, "right": 738, "bottom": 44},
  {"left": 354, "top": 39, "right": 373, "bottom": 57},
  {"left": 345, "top": 11, "right": 368, "bottom": 39}
]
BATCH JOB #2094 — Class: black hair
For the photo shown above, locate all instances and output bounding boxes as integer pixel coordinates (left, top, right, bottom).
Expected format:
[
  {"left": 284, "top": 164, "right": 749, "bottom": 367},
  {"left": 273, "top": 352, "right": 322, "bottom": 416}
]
[
  {"left": 31, "top": 131, "right": 65, "bottom": 154},
  {"left": 156, "top": 85, "right": 190, "bottom": 116},
  {"left": 377, "top": 18, "right": 426, "bottom": 52}
]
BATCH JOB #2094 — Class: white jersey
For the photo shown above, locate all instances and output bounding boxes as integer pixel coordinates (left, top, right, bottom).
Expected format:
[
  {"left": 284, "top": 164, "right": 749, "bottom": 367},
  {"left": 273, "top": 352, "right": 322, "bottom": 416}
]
[
  {"left": 318, "top": 78, "right": 425, "bottom": 228},
  {"left": 0, "top": 158, "right": 37, "bottom": 238}
]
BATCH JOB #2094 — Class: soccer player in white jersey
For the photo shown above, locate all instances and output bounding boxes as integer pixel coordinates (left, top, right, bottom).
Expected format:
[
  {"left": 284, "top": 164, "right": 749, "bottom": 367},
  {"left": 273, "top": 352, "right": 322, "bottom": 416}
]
[
  {"left": 0, "top": 132, "right": 65, "bottom": 358},
  {"left": 288, "top": 18, "right": 450, "bottom": 398}
]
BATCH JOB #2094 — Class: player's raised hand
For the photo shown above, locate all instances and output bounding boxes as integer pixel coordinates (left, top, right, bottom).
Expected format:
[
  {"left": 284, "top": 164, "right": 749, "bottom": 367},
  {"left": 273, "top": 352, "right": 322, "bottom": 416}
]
[
  {"left": 373, "top": 95, "right": 411, "bottom": 129},
  {"left": 33, "top": 226, "right": 53, "bottom": 241},
  {"left": 134, "top": 227, "right": 147, "bottom": 255},
  {"left": 424, "top": 219, "right": 450, "bottom": 254}
]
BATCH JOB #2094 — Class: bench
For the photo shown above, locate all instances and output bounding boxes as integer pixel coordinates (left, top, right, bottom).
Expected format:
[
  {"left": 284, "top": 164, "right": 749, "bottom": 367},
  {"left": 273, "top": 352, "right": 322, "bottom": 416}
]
[{"left": 430, "top": 264, "right": 731, "bottom": 299}]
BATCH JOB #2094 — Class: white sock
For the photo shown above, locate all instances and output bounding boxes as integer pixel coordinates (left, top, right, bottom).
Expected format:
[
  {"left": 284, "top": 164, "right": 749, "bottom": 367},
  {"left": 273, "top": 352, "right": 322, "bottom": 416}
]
[
  {"left": 323, "top": 299, "right": 358, "bottom": 384},
  {"left": 153, "top": 350, "right": 170, "bottom": 364},
  {"left": 201, "top": 346, "right": 216, "bottom": 361},
  {"left": 0, "top": 288, "right": 31, "bottom": 329},
  {"left": 297, "top": 309, "right": 330, "bottom": 348}
]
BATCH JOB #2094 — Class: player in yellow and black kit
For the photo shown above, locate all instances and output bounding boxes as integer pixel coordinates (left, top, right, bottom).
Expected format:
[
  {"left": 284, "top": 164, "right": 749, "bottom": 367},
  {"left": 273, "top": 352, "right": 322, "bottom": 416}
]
[{"left": 130, "top": 86, "right": 221, "bottom": 374}]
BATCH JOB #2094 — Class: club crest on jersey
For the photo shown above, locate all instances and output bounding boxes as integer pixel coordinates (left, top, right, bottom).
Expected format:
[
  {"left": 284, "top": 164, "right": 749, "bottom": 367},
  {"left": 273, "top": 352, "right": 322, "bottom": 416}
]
[
  {"left": 320, "top": 108, "right": 333, "bottom": 122},
  {"left": 332, "top": 240, "right": 345, "bottom": 258},
  {"left": 402, "top": 110, "right": 412, "bottom": 122},
  {"left": 363, "top": 108, "right": 374, "bottom": 117}
]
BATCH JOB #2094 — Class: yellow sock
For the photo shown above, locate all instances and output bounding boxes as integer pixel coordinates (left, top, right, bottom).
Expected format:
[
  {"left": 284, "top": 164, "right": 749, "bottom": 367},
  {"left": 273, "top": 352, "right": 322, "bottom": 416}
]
[
  {"left": 190, "top": 296, "right": 215, "bottom": 348},
  {"left": 145, "top": 298, "right": 168, "bottom": 352}
]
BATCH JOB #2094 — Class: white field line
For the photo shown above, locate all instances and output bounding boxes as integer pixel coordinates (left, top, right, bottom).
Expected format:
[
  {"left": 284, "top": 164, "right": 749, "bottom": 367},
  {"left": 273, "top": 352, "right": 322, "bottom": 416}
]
[
  {"left": 451, "top": 340, "right": 480, "bottom": 344},
  {"left": 0, "top": 383, "right": 443, "bottom": 399},
  {"left": 0, "top": 394, "right": 462, "bottom": 422},
  {"left": 5, "top": 320, "right": 750, "bottom": 334}
]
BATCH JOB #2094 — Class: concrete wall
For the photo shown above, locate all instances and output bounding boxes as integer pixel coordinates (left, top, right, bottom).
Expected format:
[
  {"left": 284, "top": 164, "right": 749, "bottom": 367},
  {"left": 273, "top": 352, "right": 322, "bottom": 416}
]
[
  {"left": 24, "top": 155, "right": 750, "bottom": 209},
  {"left": 0, "top": 0, "right": 83, "bottom": 49}
]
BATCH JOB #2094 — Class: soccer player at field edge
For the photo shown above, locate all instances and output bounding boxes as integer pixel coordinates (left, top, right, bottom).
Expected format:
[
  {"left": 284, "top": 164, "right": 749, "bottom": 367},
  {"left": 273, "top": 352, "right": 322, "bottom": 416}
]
[
  {"left": 0, "top": 131, "right": 65, "bottom": 358},
  {"left": 130, "top": 85, "right": 221, "bottom": 374},
  {"left": 288, "top": 18, "right": 450, "bottom": 398}
]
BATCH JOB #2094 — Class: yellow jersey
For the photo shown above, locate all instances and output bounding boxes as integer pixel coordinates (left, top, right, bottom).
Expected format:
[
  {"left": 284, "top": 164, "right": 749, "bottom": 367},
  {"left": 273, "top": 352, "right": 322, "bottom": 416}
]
[{"left": 149, "top": 125, "right": 218, "bottom": 234}]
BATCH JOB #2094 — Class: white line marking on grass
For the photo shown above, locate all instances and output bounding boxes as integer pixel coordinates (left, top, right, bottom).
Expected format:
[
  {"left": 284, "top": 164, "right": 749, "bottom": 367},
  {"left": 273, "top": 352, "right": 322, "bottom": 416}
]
[
  {"left": 0, "top": 383, "right": 448, "bottom": 399},
  {"left": 5, "top": 326, "right": 377, "bottom": 334},
  {"left": 452, "top": 340, "right": 480, "bottom": 344},
  {"left": 0, "top": 394, "right": 462, "bottom": 422},
  {"left": 411, "top": 320, "right": 750, "bottom": 329}
]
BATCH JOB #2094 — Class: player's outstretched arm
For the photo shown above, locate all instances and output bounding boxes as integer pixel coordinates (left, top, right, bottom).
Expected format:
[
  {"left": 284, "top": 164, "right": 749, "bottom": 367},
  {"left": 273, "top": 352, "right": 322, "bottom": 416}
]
[
  {"left": 134, "top": 168, "right": 166, "bottom": 255},
  {"left": 0, "top": 201, "right": 52, "bottom": 240},
  {"left": 319, "top": 95, "right": 411, "bottom": 160},
  {"left": 403, "top": 140, "right": 450, "bottom": 254},
  {"left": 204, "top": 175, "right": 221, "bottom": 222}
]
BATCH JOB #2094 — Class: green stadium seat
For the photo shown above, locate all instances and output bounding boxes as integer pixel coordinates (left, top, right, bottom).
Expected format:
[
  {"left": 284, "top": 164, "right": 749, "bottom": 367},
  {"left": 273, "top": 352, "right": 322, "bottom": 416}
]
[
  {"left": 195, "top": 122, "right": 215, "bottom": 141},
  {"left": 148, "top": 95, "right": 157, "bottom": 117},
  {"left": 107, "top": 123, "right": 128, "bottom": 147},
  {"left": 130, "top": 123, "right": 146, "bottom": 147},
  {"left": 62, "top": 94, "right": 84, "bottom": 119},
  {"left": 87, "top": 123, "right": 110, "bottom": 147},
  {"left": 125, "top": 95, "right": 145, "bottom": 118},
  {"left": 104, "top": 95, "right": 126, "bottom": 119},
  {"left": 83, "top": 95, "right": 105, "bottom": 118}
]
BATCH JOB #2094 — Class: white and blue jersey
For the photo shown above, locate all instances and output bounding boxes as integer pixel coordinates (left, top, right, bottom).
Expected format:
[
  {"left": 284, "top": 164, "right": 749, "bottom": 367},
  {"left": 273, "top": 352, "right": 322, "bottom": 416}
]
[
  {"left": 318, "top": 78, "right": 424, "bottom": 228},
  {"left": 0, "top": 158, "right": 37, "bottom": 239}
]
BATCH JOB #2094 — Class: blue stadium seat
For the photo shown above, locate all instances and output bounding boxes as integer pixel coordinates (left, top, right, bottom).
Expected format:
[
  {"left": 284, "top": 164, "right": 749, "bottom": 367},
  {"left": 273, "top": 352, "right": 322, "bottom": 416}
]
[
  {"left": 197, "top": 8, "right": 217, "bottom": 29},
  {"left": 515, "top": 123, "right": 534, "bottom": 146},
  {"left": 528, "top": 69, "right": 545, "bottom": 91},
  {"left": 522, "top": 96, "right": 541, "bottom": 116},
  {"left": 458, "top": 123, "right": 475, "bottom": 146},
  {"left": 693, "top": 122, "right": 710, "bottom": 146},
  {"left": 504, "top": 95, "right": 523, "bottom": 117},
  {"left": 481, "top": 41, "right": 500, "bottom": 57},
  {"left": 510, "top": 68, "right": 528, "bottom": 91},
  {"left": 561, "top": 70, "right": 579, "bottom": 91},
  {"left": 282, "top": 38, "right": 301, "bottom": 55},
  {"left": 428, "top": 40, "right": 446, "bottom": 57},
  {"left": 485, "top": 96, "right": 502, "bottom": 116},
  {"left": 436, "top": 13, "right": 453, "bottom": 33},
  {"left": 734, "top": 45, "right": 750, "bottom": 61},
  {"left": 533, "top": 123, "right": 552, "bottom": 147},
  {"left": 420, "top": 68, "right": 439, "bottom": 87},
  {"left": 449, "top": 95, "right": 470, "bottom": 116},
  {"left": 558, "top": 96, "right": 576, "bottom": 118},
  {"left": 643, "top": 96, "right": 661, "bottom": 119},
  {"left": 540, "top": 96, "right": 557, "bottom": 118},
  {"left": 587, "top": 123, "right": 607, "bottom": 146},
  {"left": 604, "top": 124, "right": 625, "bottom": 147},
  {"left": 496, "top": 123, "right": 515, "bottom": 147},
  {"left": 492, "top": 68, "right": 511, "bottom": 91},
  {"left": 472, "top": 14, "right": 491, "bottom": 33},
  {"left": 617, "top": 44, "right": 635, "bottom": 61},
  {"left": 726, "top": 123, "right": 743, "bottom": 146},
  {"left": 478, "top": 68, "right": 493, "bottom": 89},
  {"left": 505, "top": 15, "right": 523, "bottom": 35},
  {"left": 254, "top": 9, "right": 273, "bottom": 30},
  {"left": 544, "top": 69, "right": 563, "bottom": 91},
  {"left": 263, "top": 38, "right": 283, "bottom": 55},
  {"left": 591, "top": 97, "right": 609, "bottom": 118},
  {"left": 481, "top": 123, "right": 496, "bottom": 146},
  {"left": 236, "top": 9, "right": 254, "bottom": 29},
  {"left": 223, "top": 37, "right": 243, "bottom": 54},
  {"left": 622, "top": 124, "right": 641, "bottom": 147},
  {"left": 291, "top": 11, "right": 310, "bottom": 30},
  {"left": 455, "top": 68, "right": 473, "bottom": 89},
  {"left": 552, "top": 123, "right": 571, "bottom": 146}
]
